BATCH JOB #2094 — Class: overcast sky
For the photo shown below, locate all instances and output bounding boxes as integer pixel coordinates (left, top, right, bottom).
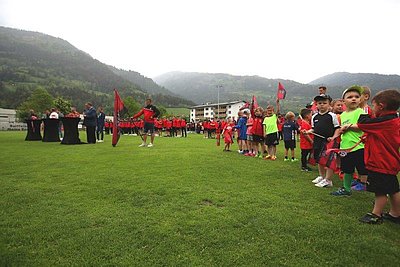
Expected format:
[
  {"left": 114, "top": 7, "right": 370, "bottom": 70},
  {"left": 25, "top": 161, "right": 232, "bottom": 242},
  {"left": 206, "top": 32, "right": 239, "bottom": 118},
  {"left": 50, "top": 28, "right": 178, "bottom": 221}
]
[{"left": 1, "top": 0, "right": 399, "bottom": 83}]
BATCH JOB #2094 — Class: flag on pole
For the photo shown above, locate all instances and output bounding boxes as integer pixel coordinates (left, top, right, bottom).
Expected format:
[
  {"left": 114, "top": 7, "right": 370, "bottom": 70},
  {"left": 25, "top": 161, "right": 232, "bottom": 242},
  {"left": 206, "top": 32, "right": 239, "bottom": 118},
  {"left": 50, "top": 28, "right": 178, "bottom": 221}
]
[
  {"left": 250, "top": 95, "right": 259, "bottom": 117},
  {"left": 277, "top": 82, "right": 286, "bottom": 100},
  {"left": 112, "top": 89, "right": 128, "bottom": 147}
]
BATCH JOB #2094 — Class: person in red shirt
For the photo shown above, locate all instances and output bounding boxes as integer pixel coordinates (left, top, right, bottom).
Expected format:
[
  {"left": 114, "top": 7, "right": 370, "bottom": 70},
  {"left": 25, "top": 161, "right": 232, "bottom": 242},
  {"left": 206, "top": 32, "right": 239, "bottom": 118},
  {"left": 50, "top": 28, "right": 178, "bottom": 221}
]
[
  {"left": 299, "top": 109, "right": 314, "bottom": 171},
  {"left": 203, "top": 120, "right": 209, "bottom": 138},
  {"left": 278, "top": 115, "right": 285, "bottom": 140},
  {"left": 180, "top": 116, "right": 187, "bottom": 137},
  {"left": 222, "top": 118, "right": 234, "bottom": 151},
  {"left": 132, "top": 98, "right": 160, "bottom": 147},
  {"left": 351, "top": 89, "right": 400, "bottom": 224},
  {"left": 251, "top": 107, "right": 265, "bottom": 158}
]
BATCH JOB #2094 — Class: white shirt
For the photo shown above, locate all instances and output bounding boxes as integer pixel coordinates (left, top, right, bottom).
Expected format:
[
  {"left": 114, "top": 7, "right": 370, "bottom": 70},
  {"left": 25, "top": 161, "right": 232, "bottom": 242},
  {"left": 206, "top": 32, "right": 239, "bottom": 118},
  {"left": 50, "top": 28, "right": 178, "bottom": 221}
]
[{"left": 49, "top": 112, "right": 59, "bottom": 119}]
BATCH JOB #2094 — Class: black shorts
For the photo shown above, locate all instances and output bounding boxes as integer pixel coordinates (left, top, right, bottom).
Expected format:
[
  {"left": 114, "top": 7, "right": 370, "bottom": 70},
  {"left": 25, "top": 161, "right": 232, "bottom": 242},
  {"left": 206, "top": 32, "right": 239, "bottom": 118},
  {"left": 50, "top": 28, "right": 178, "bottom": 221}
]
[
  {"left": 367, "top": 170, "right": 399, "bottom": 195},
  {"left": 247, "top": 135, "right": 253, "bottom": 141},
  {"left": 284, "top": 140, "right": 296, "bottom": 149},
  {"left": 143, "top": 122, "right": 155, "bottom": 134},
  {"left": 341, "top": 149, "right": 367, "bottom": 175},
  {"left": 253, "top": 135, "right": 264, "bottom": 143},
  {"left": 313, "top": 143, "right": 325, "bottom": 163},
  {"left": 265, "top": 132, "right": 279, "bottom": 146}
]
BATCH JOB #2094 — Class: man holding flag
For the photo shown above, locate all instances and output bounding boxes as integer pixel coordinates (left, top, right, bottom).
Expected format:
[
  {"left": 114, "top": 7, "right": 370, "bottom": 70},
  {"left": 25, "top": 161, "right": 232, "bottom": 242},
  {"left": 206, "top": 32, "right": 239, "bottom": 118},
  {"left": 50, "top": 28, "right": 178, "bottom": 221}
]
[{"left": 132, "top": 98, "right": 160, "bottom": 147}]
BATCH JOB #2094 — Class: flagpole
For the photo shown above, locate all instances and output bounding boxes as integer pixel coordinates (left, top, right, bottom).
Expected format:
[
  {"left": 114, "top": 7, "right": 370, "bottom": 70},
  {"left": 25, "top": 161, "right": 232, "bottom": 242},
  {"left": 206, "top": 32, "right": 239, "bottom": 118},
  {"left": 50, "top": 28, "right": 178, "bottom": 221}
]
[{"left": 216, "top": 85, "right": 222, "bottom": 119}]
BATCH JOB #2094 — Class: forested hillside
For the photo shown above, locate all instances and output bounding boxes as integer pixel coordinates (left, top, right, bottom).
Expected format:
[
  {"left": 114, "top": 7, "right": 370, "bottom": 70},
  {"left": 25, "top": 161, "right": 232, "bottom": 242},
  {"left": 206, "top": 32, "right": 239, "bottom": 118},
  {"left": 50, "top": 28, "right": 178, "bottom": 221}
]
[
  {"left": 309, "top": 72, "right": 400, "bottom": 90},
  {"left": 154, "top": 71, "right": 340, "bottom": 110},
  {"left": 0, "top": 26, "right": 193, "bottom": 114}
]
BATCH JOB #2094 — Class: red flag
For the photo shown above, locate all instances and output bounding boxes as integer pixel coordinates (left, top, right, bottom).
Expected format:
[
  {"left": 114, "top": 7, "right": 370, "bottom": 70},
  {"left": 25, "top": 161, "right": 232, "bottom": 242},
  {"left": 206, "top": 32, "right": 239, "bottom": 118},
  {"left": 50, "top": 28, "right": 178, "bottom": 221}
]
[
  {"left": 250, "top": 95, "right": 259, "bottom": 117},
  {"left": 277, "top": 82, "right": 286, "bottom": 100},
  {"left": 239, "top": 102, "right": 250, "bottom": 110},
  {"left": 112, "top": 89, "right": 127, "bottom": 147}
]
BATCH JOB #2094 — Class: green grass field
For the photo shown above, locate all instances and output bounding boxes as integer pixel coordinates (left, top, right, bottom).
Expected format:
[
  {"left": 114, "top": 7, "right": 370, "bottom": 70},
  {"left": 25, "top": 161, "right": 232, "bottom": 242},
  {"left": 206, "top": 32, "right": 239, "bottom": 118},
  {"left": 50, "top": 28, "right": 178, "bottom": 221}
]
[{"left": 0, "top": 131, "right": 399, "bottom": 266}]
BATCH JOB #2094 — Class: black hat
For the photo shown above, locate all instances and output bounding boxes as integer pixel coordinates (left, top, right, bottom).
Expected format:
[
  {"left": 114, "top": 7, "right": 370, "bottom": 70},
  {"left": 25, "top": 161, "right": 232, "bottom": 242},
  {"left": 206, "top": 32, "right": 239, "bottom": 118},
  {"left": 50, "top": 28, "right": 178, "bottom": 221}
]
[{"left": 314, "top": 94, "right": 332, "bottom": 102}]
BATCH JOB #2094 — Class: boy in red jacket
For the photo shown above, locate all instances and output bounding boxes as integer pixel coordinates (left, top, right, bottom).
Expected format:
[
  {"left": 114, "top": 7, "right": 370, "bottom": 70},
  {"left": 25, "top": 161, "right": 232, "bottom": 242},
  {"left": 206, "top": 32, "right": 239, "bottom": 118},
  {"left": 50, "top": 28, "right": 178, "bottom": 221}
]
[{"left": 350, "top": 89, "right": 399, "bottom": 224}]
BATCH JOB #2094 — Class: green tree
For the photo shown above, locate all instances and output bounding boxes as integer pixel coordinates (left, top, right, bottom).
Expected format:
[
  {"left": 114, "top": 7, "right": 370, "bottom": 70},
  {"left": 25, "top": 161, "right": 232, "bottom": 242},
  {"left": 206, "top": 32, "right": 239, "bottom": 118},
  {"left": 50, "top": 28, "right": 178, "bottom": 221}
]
[
  {"left": 157, "top": 105, "right": 167, "bottom": 117},
  {"left": 53, "top": 97, "right": 72, "bottom": 115},
  {"left": 17, "top": 87, "right": 53, "bottom": 120},
  {"left": 123, "top": 96, "right": 141, "bottom": 117}
]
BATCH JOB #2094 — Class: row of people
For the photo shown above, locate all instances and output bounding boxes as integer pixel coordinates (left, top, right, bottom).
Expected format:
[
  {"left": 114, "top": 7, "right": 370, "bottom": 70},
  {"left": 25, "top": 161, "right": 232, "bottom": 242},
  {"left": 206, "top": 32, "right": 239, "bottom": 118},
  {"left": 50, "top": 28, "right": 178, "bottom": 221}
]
[{"left": 219, "top": 87, "right": 399, "bottom": 225}]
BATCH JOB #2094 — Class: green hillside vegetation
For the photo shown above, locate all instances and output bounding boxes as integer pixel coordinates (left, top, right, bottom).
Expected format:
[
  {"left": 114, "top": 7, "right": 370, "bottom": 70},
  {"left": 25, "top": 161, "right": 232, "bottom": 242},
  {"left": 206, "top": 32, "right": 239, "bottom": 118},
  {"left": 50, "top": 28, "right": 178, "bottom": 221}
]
[
  {"left": 0, "top": 27, "right": 193, "bottom": 115},
  {"left": 154, "top": 71, "right": 345, "bottom": 112},
  {"left": 309, "top": 72, "right": 400, "bottom": 89}
]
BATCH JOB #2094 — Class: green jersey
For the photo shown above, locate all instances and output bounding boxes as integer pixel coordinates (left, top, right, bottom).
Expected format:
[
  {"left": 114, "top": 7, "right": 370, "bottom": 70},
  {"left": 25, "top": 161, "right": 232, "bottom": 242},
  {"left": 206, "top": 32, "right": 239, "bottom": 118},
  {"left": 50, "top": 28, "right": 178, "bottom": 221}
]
[
  {"left": 263, "top": 114, "right": 278, "bottom": 135},
  {"left": 340, "top": 108, "right": 365, "bottom": 151}
]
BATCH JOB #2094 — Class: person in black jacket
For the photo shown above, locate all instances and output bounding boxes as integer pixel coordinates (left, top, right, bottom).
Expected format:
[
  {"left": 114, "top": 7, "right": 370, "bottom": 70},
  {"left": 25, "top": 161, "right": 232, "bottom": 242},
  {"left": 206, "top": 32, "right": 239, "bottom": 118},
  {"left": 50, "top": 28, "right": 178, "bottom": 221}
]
[
  {"left": 83, "top": 102, "right": 97, "bottom": 144},
  {"left": 96, "top": 107, "right": 106, "bottom": 142}
]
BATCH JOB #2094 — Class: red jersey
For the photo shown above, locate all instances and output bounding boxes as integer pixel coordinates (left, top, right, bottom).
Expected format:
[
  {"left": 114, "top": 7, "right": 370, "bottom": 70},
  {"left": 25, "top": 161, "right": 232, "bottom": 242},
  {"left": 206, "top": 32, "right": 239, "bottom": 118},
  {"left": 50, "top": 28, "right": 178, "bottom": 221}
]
[
  {"left": 172, "top": 118, "right": 180, "bottom": 128},
  {"left": 251, "top": 116, "right": 264, "bottom": 137},
  {"left": 299, "top": 120, "right": 313, "bottom": 150},
  {"left": 357, "top": 113, "right": 400, "bottom": 175},
  {"left": 132, "top": 105, "right": 160, "bottom": 123},
  {"left": 180, "top": 119, "right": 187, "bottom": 127}
]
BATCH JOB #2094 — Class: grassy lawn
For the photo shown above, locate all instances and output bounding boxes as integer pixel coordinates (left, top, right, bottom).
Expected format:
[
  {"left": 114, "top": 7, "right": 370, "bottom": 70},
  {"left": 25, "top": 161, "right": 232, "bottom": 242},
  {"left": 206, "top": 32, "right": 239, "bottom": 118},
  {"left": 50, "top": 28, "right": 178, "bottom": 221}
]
[{"left": 0, "top": 131, "right": 399, "bottom": 266}]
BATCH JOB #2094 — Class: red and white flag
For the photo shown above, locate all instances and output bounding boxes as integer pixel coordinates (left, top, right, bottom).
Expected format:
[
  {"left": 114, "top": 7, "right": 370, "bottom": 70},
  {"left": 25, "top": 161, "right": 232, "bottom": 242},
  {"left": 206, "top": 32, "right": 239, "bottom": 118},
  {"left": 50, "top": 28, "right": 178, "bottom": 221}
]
[{"left": 277, "top": 82, "right": 286, "bottom": 100}]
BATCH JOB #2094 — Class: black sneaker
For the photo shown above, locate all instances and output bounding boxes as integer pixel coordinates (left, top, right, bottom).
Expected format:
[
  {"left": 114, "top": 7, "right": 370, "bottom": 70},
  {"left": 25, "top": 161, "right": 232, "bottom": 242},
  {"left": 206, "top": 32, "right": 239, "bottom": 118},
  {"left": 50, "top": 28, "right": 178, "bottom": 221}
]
[
  {"left": 359, "top": 213, "right": 383, "bottom": 224},
  {"left": 382, "top": 213, "right": 400, "bottom": 224}
]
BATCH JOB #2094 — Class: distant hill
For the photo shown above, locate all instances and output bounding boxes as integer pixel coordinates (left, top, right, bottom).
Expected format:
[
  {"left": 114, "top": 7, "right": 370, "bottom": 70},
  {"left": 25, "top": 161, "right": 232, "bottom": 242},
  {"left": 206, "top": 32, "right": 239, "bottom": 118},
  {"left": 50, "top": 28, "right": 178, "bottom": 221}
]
[
  {"left": 154, "top": 71, "right": 342, "bottom": 110},
  {"left": 0, "top": 26, "right": 193, "bottom": 113},
  {"left": 309, "top": 72, "right": 400, "bottom": 90},
  {"left": 108, "top": 66, "right": 174, "bottom": 96}
]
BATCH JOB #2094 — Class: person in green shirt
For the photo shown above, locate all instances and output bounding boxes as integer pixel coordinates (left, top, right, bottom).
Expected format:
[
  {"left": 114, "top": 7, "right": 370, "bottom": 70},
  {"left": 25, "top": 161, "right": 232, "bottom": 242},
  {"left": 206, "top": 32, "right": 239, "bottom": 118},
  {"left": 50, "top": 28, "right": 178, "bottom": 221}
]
[
  {"left": 331, "top": 85, "right": 368, "bottom": 196},
  {"left": 263, "top": 99, "right": 280, "bottom": 160}
]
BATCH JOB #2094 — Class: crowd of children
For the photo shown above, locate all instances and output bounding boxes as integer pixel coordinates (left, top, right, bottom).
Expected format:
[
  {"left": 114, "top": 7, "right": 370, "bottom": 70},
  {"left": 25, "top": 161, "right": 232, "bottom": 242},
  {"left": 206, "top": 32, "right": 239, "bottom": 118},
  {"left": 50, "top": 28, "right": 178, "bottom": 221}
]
[
  {"left": 215, "top": 86, "right": 400, "bottom": 225},
  {"left": 105, "top": 116, "right": 195, "bottom": 137}
]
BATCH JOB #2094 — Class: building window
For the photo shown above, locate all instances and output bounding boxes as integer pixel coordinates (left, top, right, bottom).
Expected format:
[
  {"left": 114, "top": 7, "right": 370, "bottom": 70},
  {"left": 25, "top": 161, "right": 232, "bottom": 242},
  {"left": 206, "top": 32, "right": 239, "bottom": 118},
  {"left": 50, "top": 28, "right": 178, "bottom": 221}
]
[
  {"left": 205, "top": 112, "right": 208, "bottom": 116},
  {"left": 206, "top": 108, "right": 209, "bottom": 110},
  {"left": 228, "top": 105, "right": 231, "bottom": 108},
  {"left": 228, "top": 111, "right": 231, "bottom": 114}
]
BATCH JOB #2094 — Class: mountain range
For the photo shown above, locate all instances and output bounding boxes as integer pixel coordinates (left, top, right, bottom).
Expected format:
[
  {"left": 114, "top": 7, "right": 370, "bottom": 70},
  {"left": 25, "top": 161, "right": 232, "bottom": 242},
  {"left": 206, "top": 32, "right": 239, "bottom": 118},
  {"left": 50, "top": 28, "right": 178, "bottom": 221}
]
[{"left": 1, "top": 26, "right": 399, "bottom": 114}]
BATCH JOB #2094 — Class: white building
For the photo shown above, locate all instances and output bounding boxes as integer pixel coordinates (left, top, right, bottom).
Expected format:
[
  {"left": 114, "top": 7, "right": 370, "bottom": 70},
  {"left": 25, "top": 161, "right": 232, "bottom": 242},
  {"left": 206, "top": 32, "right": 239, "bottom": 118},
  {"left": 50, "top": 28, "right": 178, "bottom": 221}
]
[
  {"left": 189, "top": 101, "right": 246, "bottom": 122},
  {"left": 0, "top": 108, "right": 26, "bottom": 130}
]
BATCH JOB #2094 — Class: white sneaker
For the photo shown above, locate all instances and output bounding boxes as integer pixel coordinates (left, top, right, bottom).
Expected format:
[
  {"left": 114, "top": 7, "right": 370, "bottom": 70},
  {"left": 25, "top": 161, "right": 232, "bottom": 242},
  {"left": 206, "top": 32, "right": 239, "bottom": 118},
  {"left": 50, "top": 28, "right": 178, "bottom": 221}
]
[
  {"left": 138, "top": 143, "right": 147, "bottom": 147},
  {"left": 147, "top": 143, "right": 153, "bottom": 147},
  {"left": 315, "top": 179, "right": 333, "bottom": 188},
  {"left": 312, "top": 176, "right": 324, "bottom": 184}
]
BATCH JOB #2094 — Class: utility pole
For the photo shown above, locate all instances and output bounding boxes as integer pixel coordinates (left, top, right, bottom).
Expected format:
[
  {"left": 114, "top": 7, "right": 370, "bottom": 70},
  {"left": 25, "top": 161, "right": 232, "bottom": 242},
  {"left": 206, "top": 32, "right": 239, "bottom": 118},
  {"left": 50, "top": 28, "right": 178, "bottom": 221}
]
[{"left": 216, "top": 85, "right": 222, "bottom": 119}]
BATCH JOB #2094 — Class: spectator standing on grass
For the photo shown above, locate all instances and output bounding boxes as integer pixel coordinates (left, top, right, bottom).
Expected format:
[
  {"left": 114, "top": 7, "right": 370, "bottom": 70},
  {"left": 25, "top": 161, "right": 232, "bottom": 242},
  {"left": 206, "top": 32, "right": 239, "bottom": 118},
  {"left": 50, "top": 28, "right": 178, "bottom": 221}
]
[
  {"left": 132, "top": 98, "right": 160, "bottom": 147},
  {"left": 262, "top": 99, "right": 280, "bottom": 160},
  {"left": 282, "top": 111, "right": 299, "bottom": 162},
  {"left": 299, "top": 109, "right": 314, "bottom": 171},
  {"left": 83, "top": 102, "right": 97, "bottom": 144},
  {"left": 330, "top": 86, "right": 367, "bottom": 197},
  {"left": 96, "top": 107, "right": 105, "bottom": 143},
  {"left": 306, "top": 94, "right": 340, "bottom": 188},
  {"left": 234, "top": 109, "right": 249, "bottom": 154}
]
